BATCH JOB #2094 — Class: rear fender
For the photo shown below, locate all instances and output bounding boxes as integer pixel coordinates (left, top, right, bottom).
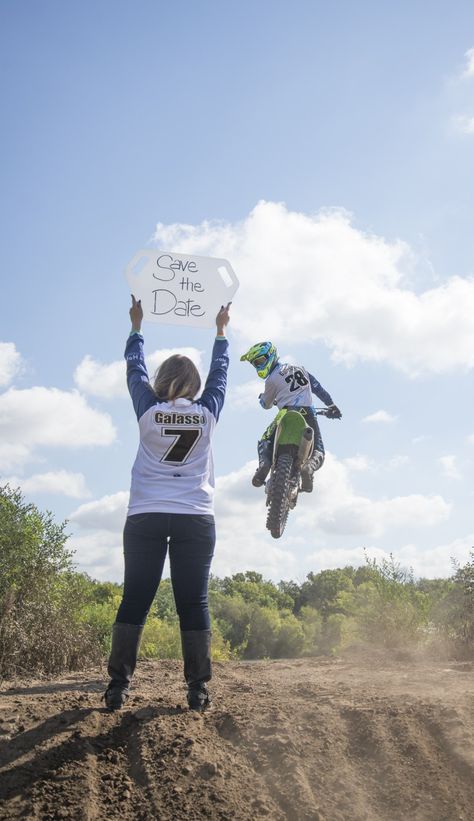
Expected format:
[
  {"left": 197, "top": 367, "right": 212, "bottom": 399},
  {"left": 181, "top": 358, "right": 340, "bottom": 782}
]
[{"left": 273, "top": 410, "right": 307, "bottom": 464}]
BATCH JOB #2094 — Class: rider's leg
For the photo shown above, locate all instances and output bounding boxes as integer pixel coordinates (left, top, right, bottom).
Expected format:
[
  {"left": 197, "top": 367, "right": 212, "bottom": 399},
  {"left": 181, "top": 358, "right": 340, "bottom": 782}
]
[
  {"left": 252, "top": 437, "right": 274, "bottom": 487},
  {"left": 300, "top": 410, "right": 325, "bottom": 493},
  {"left": 252, "top": 413, "right": 282, "bottom": 487}
]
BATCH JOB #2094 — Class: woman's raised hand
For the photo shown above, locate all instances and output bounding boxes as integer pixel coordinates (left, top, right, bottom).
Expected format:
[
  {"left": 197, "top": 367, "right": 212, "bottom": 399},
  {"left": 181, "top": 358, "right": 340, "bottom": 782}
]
[
  {"left": 130, "top": 294, "right": 144, "bottom": 332},
  {"left": 216, "top": 302, "right": 232, "bottom": 336}
]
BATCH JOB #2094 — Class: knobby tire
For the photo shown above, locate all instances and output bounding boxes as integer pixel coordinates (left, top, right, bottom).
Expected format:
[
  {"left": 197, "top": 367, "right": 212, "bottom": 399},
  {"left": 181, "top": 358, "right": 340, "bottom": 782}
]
[{"left": 266, "top": 452, "right": 294, "bottom": 539}]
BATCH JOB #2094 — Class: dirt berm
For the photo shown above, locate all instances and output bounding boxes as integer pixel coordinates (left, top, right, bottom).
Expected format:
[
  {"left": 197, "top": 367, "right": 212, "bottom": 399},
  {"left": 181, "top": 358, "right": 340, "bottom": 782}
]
[{"left": 1, "top": 654, "right": 473, "bottom": 820}]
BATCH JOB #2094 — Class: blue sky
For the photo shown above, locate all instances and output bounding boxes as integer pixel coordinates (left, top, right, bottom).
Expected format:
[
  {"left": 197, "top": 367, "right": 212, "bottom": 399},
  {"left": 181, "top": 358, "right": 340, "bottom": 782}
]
[{"left": 1, "top": 0, "right": 474, "bottom": 582}]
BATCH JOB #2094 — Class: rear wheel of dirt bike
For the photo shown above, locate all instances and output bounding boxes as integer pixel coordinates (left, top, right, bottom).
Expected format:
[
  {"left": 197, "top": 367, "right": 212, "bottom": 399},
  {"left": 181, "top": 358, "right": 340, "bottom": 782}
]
[{"left": 266, "top": 452, "right": 294, "bottom": 538}]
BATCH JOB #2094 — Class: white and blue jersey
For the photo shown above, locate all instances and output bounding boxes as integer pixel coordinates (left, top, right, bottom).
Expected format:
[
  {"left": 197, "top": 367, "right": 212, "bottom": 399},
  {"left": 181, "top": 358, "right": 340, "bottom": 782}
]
[
  {"left": 125, "top": 333, "right": 229, "bottom": 517},
  {"left": 259, "top": 363, "right": 333, "bottom": 410}
]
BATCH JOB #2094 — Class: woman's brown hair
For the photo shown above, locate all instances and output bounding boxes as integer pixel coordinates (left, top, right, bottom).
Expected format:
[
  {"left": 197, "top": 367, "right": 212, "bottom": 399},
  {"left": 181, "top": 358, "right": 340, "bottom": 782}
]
[{"left": 153, "top": 355, "right": 201, "bottom": 401}]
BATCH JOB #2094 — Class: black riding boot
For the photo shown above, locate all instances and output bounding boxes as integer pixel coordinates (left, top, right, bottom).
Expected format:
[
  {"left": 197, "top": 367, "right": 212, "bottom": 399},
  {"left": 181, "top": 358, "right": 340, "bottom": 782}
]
[
  {"left": 252, "top": 439, "right": 273, "bottom": 487},
  {"left": 103, "top": 622, "right": 143, "bottom": 711},
  {"left": 301, "top": 450, "right": 325, "bottom": 493},
  {"left": 181, "top": 629, "right": 212, "bottom": 711}
]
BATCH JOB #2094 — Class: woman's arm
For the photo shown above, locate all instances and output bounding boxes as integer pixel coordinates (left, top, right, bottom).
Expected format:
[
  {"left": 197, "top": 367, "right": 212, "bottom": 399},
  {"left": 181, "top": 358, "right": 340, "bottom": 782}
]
[
  {"left": 125, "top": 295, "right": 156, "bottom": 420},
  {"left": 199, "top": 303, "right": 231, "bottom": 421}
]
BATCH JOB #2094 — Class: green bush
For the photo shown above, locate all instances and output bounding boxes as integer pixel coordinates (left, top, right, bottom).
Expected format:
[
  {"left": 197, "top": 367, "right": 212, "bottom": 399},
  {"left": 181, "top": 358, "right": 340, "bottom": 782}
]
[{"left": 0, "top": 485, "right": 101, "bottom": 678}]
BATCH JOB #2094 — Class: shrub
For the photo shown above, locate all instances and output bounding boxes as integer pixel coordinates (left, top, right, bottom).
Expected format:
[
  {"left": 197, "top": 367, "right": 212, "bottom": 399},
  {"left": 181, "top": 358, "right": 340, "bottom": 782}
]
[{"left": 0, "top": 486, "right": 101, "bottom": 678}]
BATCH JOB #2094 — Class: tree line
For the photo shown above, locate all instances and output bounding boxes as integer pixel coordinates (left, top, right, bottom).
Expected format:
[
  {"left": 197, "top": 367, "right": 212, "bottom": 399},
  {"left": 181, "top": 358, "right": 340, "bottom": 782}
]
[{"left": 0, "top": 484, "right": 472, "bottom": 679}]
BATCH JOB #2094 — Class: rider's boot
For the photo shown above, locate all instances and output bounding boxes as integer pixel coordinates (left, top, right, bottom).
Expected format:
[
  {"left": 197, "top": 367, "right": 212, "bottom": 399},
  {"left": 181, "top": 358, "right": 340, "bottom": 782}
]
[
  {"left": 103, "top": 622, "right": 143, "bottom": 711},
  {"left": 252, "top": 440, "right": 273, "bottom": 487},
  {"left": 181, "top": 629, "right": 212, "bottom": 712},
  {"left": 301, "top": 450, "right": 325, "bottom": 493}
]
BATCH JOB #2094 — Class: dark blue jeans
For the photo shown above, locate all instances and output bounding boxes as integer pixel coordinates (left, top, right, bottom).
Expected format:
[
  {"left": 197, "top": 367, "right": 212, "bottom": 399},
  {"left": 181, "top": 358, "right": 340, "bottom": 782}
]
[{"left": 115, "top": 513, "right": 216, "bottom": 631}]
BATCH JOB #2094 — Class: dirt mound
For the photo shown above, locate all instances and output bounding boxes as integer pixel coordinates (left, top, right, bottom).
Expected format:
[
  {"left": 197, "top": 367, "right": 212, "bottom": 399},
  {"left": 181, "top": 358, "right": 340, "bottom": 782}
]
[{"left": 1, "top": 656, "right": 473, "bottom": 820}]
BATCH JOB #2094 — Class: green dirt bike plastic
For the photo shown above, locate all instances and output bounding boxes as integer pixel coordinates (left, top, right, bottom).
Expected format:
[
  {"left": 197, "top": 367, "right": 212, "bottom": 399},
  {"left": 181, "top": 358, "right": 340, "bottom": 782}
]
[{"left": 266, "top": 410, "right": 314, "bottom": 539}]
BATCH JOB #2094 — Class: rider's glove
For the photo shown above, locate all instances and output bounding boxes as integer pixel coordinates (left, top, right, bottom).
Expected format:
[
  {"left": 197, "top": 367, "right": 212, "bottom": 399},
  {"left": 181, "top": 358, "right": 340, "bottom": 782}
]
[{"left": 326, "top": 404, "right": 342, "bottom": 419}]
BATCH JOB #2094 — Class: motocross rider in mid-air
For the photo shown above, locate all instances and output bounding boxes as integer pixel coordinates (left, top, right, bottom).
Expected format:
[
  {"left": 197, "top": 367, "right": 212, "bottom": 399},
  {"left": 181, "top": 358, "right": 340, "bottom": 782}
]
[{"left": 240, "top": 342, "right": 342, "bottom": 493}]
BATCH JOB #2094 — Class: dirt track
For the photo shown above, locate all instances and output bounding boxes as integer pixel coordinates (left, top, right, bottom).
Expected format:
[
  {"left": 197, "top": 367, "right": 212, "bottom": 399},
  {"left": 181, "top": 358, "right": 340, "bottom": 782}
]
[{"left": 1, "top": 654, "right": 473, "bottom": 820}]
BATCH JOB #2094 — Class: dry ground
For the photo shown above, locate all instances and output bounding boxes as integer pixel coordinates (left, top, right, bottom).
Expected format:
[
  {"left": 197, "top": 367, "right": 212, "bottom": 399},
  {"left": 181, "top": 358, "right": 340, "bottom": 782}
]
[{"left": 1, "top": 653, "right": 473, "bottom": 820}]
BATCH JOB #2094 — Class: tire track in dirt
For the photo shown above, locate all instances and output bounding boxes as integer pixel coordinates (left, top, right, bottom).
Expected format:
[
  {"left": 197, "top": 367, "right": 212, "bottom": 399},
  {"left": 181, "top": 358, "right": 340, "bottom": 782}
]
[{"left": 1, "top": 657, "right": 473, "bottom": 820}]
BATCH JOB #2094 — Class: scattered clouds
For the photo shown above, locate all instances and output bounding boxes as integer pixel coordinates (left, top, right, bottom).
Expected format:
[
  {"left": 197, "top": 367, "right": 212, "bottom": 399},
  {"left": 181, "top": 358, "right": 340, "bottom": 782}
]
[
  {"left": 462, "top": 47, "right": 474, "bottom": 78},
  {"left": 387, "top": 455, "right": 410, "bottom": 470},
  {"left": 396, "top": 536, "right": 474, "bottom": 579},
  {"left": 6, "top": 470, "right": 91, "bottom": 498},
  {"left": 228, "top": 379, "right": 261, "bottom": 410},
  {"left": 0, "top": 342, "right": 23, "bottom": 387},
  {"left": 362, "top": 410, "right": 397, "bottom": 424},
  {"left": 69, "top": 491, "right": 129, "bottom": 531},
  {"left": 343, "top": 455, "right": 374, "bottom": 472},
  {"left": 296, "top": 453, "right": 450, "bottom": 538},
  {"left": 153, "top": 201, "right": 474, "bottom": 376},
  {"left": 0, "top": 443, "right": 34, "bottom": 473},
  {"left": 69, "top": 530, "right": 124, "bottom": 582},
  {"left": 453, "top": 115, "right": 474, "bottom": 135},
  {"left": 69, "top": 456, "right": 452, "bottom": 581},
  {"left": 74, "top": 348, "right": 203, "bottom": 398},
  {"left": 0, "top": 387, "right": 116, "bottom": 469},
  {"left": 439, "top": 455, "right": 462, "bottom": 480}
]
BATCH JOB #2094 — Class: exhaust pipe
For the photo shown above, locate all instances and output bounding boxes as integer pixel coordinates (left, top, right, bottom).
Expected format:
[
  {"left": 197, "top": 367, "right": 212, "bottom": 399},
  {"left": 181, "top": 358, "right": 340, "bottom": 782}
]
[{"left": 296, "top": 427, "right": 313, "bottom": 468}]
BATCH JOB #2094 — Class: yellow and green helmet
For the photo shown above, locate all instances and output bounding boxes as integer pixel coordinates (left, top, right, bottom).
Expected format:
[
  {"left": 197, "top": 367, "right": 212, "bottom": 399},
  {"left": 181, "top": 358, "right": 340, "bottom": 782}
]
[{"left": 240, "top": 341, "right": 278, "bottom": 379}]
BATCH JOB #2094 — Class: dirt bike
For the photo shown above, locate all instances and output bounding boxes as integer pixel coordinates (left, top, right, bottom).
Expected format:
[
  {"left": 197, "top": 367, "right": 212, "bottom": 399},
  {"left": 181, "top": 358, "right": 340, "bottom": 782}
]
[{"left": 265, "top": 408, "right": 336, "bottom": 539}]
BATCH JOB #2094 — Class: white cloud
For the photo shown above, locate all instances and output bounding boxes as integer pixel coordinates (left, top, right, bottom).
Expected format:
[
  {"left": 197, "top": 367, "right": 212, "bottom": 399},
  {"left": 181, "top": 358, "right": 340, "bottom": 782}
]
[
  {"left": 7, "top": 471, "right": 92, "bottom": 499},
  {"left": 396, "top": 536, "right": 474, "bottom": 579},
  {"left": 69, "top": 530, "right": 124, "bottom": 582},
  {"left": 0, "top": 443, "right": 34, "bottom": 473},
  {"left": 467, "top": 434, "right": 474, "bottom": 445},
  {"left": 214, "top": 461, "right": 300, "bottom": 579},
  {"left": 343, "top": 454, "right": 374, "bottom": 472},
  {"left": 69, "top": 491, "right": 129, "bottom": 531},
  {"left": 228, "top": 379, "right": 262, "bottom": 410},
  {"left": 0, "top": 387, "right": 116, "bottom": 468},
  {"left": 453, "top": 115, "right": 474, "bottom": 135},
  {"left": 153, "top": 201, "right": 474, "bottom": 376},
  {"left": 0, "top": 342, "right": 23, "bottom": 387},
  {"left": 74, "top": 347, "right": 203, "bottom": 398},
  {"left": 387, "top": 455, "right": 409, "bottom": 470},
  {"left": 462, "top": 47, "right": 474, "bottom": 78},
  {"left": 362, "top": 410, "right": 397, "bottom": 423},
  {"left": 439, "top": 455, "right": 462, "bottom": 480},
  {"left": 68, "top": 456, "right": 452, "bottom": 582},
  {"left": 295, "top": 453, "right": 450, "bottom": 538}
]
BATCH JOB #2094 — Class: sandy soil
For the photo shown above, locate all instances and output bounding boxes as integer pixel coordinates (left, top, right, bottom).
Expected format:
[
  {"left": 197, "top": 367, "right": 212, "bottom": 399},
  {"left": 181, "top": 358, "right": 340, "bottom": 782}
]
[{"left": 0, "top": 653, "right": 473, "bottom": 820}]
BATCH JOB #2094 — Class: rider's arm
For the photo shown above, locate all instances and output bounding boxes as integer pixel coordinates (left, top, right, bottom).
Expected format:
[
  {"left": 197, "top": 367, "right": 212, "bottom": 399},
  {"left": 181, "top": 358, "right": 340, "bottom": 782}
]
[
  {"left": 308, "top": 372, "right": 334, "bottom": 406},
  {"left": 259, "top": 377, "right": 277, "bottom": 409}
]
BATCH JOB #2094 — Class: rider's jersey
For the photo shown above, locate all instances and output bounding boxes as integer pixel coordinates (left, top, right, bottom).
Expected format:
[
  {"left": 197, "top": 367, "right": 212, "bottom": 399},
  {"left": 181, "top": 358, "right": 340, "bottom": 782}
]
[
  {"left": 125, "top": 333, "right": 229, "bottom": 516},
  {"left": 259, "top": 363, "right": 333, "bottom": 410}
]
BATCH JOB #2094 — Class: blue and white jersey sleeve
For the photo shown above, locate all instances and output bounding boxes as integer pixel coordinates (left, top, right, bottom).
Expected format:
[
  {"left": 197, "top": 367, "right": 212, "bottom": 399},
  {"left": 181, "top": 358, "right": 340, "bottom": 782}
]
[
  {"left": 125, "top": 333, "right": 157, "bottom": 421},
  {"left": 198, "top": 337, "right": 229, "bottom": 421},
  {"left": 308, "top": 372, "right": 333, "bottom": 406},
  {"left": 259, "top": 377, "right": 277, "bottom": 409}
]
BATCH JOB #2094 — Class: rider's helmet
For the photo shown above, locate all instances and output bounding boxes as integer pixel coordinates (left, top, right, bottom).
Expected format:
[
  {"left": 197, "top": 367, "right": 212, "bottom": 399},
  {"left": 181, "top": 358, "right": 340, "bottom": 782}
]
[{"left": 240, "top": 341, "right": 278, "bottom": 379}]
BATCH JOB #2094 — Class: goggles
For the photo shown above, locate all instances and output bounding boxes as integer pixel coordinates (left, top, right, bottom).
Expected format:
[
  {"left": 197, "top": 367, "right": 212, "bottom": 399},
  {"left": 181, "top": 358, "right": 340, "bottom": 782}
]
[{"left": 252, "top": 355, "right": 268, "bottom": 369}]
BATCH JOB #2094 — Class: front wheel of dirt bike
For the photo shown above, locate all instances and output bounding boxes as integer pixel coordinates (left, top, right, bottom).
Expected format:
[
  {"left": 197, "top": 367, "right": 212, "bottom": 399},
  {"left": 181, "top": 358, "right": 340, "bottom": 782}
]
[{"left": 266, "top": 452, "right": 294, "bottom": 539}]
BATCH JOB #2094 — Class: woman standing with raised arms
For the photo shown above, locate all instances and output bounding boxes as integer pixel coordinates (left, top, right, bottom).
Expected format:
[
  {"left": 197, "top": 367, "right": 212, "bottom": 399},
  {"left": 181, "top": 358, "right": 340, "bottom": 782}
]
[{"left": 104, "top": 296, "right": 231, "bottom": 712}]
